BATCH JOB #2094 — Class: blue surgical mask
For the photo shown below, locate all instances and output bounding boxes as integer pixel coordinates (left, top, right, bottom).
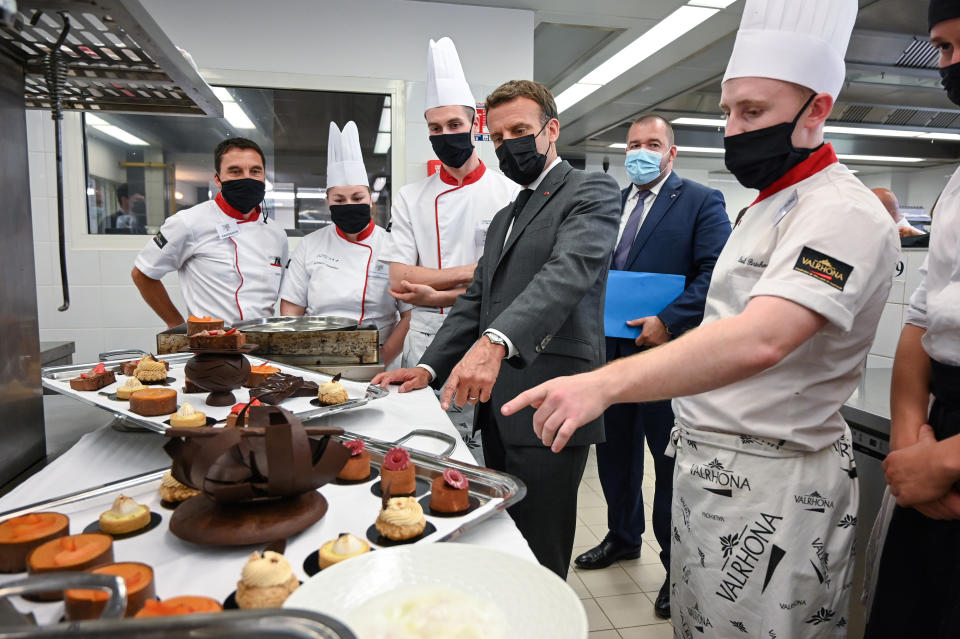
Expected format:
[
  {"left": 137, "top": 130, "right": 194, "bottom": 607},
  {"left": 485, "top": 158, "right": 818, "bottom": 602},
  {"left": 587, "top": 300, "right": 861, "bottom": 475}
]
[{"left": 624, "top": 148, "right": 664, "bottom": 185}]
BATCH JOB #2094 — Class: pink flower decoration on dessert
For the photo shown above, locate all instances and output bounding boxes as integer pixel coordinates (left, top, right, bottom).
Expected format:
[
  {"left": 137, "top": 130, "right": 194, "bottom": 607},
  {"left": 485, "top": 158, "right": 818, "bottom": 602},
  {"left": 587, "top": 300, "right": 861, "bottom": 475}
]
[
  {"left": 382, "top": 446, "right": 410, "bottom": 471},
  {"left": 443, "top": 468, "right": 468, "bottom": 490},
  {"left": 344, "top": 440, "right": 366, "bottom": 457}
]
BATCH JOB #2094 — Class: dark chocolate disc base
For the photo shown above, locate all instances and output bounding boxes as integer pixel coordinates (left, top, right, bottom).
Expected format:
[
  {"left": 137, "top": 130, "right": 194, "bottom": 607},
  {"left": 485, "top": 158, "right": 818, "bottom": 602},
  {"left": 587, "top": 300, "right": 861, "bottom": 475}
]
[
  {"left": 223, "top": 582, "right": 302, "bottom": 610},
  {"left": 162, "top": 416, "right": 218, "bottom": 427},
  {"left": 302, "top": 546, "right": 375, "bottom": 577},
  {"left": 370, "top": 476, "right": 430, "bottom": 498},
  {"left": 82, "top": 511, "right": 162, "bottom": 539},
  {"left": 169, "top": 492, "right": 327, "bottom": 546},
  {"left": 141, "top": 377, "right": 176, "bottom": 386},
  {"left": 309, "top": 398, "right": 350, "bottom": 407},
  {"left": 98, "top": 391, "right": 120, "bottom": 401},
  {"left": 417, "top": 494, "right": 482, "bottom": 518},
  {"left": 365, "top": 522, "right": 436, "bottom": 547},
  {"left": 333, "top": 466, "right": 379, "bottom": 485},
  {"left": 159, "top": 499, "right": 184, "bottom": 510}
]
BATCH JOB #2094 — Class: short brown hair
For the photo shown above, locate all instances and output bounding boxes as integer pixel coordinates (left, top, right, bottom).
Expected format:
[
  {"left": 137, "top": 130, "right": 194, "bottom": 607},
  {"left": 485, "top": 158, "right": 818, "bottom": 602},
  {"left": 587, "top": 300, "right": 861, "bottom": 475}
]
[
  {"left": 485, "top": 80, "right": 558, "bottom": 125},
  {"left": 214, "top": 137, "right": 266, "bottom": 173},
  {"left": 630, "top": 114, "right": 675, "bottom": 148}
]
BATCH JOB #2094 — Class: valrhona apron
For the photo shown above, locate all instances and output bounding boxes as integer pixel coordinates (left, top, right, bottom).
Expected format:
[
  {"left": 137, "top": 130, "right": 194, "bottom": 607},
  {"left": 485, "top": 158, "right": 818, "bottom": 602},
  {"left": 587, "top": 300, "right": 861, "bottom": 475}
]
[{"left": 667, "top": 423, "right": 859, "bottom": 639}]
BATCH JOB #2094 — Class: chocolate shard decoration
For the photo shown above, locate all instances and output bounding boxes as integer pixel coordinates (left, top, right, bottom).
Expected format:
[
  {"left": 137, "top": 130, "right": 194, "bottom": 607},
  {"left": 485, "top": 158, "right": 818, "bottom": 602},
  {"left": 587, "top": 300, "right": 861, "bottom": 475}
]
[
  {"left": 249, "top": 373, "right": 320, "bottom": 405},
  {"left": 163, "top": 405, "right": 350, "bottom": 503},
  {"left": 331, "top": 373, "right": 342, "bottom": 383}
]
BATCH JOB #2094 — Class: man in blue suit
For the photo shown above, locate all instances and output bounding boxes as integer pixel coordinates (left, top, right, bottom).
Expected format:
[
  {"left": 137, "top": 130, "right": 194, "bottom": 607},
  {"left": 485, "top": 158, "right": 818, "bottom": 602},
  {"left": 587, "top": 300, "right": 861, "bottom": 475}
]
[{"left": 574, "top": 115, "right": 731, "bottom": 619}]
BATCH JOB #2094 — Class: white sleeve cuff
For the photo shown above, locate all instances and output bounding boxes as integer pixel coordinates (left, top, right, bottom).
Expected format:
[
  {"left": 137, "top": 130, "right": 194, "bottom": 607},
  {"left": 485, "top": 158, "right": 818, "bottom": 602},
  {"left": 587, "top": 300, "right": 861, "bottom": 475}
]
[
  {"left": 483, "top": 329, "right": 517, "bottom": 359},
  {"left": 416, "top": 364, "right": 437, "bottom": 382}
]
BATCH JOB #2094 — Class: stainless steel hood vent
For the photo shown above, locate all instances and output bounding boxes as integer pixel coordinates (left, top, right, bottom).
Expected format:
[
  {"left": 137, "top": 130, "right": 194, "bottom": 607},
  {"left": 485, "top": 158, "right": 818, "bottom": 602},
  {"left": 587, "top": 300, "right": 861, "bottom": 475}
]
[{"left": 895, "top": 37, "right": 938, "bottom": 70}]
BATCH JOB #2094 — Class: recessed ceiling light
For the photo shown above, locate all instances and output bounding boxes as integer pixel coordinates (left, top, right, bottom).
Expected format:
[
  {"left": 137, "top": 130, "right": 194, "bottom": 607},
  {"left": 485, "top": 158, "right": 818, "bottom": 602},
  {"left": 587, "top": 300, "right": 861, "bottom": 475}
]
[
  {"left": 608, "top": 143, "right": 627, "bottom": 149},
  {"left": 85, "top": 113, "right": 149, "bottom": 146},
  {"left": 837, "top": 154, "right": 925, "bottom": 163}
]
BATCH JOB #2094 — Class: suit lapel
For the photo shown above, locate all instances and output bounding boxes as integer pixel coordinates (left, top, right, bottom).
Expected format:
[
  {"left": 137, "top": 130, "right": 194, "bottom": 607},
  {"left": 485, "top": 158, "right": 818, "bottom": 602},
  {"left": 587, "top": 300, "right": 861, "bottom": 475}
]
[
  {"left": 625, "top": 173, "right": 682, "bottom": 270},
  {"left": 496, "top": 161, "right": 571, "bottom": 269}
]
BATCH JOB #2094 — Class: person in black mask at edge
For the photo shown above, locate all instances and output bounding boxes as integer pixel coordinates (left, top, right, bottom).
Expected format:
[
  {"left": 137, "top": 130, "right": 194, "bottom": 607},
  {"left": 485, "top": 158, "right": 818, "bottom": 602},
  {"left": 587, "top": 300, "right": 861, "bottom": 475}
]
[
  {"left": 132, "top": 137, "right": 289, "bottom": 327},
  {"left": 500, "top": 1, "right": 900, "bottom": 634},
  {"left": 864, "top": 3, "right": 960, "bottom": 637},
  {"left": 280, "top": 122, "right": 411, "bottom": 369},
  {"left": 373, "top": 79, "right": 621, "bottom": 579}
]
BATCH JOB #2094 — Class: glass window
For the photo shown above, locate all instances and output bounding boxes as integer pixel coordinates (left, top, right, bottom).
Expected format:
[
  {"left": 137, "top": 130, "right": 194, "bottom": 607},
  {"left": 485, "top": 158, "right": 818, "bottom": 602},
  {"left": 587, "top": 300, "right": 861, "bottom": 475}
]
[{"left": 82, "top": 86, "right": 392, "bottom": 236}]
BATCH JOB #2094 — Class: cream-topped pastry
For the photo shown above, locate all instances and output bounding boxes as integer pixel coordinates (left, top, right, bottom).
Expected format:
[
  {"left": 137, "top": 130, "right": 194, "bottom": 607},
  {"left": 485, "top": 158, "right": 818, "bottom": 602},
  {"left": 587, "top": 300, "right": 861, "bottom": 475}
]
[
  {"left": 133, "top": 356, "right": 167, "bottom": 382},
  {"left": 158, "top": 470, "right": 199, "bottom": 504},
  {"left": 317, "top": 533, "right": 371, "bottom": 569},
  {"left": 115, "top": 377, "right": 146, "bottom": 400},
  {"left": 375, "top": 497, "right": 427, "bottom": 541},
  {"left": 235, "top": 551, "right": 299, "bottom": 608},
  {"left": 169, "top": 402, "right": 206, "bottom": 428},
  {"left": 317, "top": 380, "right": 349, "bottom": 406},
  {"left": 99, "top": 495, "right": 150, "bottom": 535}
]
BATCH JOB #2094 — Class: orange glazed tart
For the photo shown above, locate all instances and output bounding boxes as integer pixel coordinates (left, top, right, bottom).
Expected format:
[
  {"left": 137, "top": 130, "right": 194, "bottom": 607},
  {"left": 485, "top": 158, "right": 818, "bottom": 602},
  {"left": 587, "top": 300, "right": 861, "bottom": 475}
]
[
  {"left": 186, "top": 315, "right": 224, "bottom": 334},
  {"left": 27, "top": 533, "right": 114, "bottom": 600},
  {"left": 135, "top": 596, "right": 223, "bottom": 617},
  {"left": 65, "top": 562, "right": 155, "bottom": 620},
  {"left": 245, "top": 363, "right": 280, "bottom": 388},
  {"left": 129, "top": 388, "right": 177, "bottom": 417},
  {"left": 0, "top": 512, "right": 69, "bottom": 573}
]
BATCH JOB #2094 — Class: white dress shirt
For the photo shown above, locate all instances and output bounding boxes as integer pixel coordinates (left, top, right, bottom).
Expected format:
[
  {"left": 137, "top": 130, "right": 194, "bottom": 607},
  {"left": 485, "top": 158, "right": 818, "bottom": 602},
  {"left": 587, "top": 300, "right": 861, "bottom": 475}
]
[{"left": 615, "top": 172, "right": 671, "bottom": 247}]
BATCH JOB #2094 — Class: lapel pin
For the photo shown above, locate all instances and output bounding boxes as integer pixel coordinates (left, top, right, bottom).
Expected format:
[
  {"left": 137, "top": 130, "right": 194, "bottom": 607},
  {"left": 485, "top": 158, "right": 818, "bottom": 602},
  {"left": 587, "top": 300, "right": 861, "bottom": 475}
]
[
  {"left": 671, "top": 193, "right": 678, "bottom": 198},
  {"left": 543, "top": 191, "right": 550, "bottom": 196}
]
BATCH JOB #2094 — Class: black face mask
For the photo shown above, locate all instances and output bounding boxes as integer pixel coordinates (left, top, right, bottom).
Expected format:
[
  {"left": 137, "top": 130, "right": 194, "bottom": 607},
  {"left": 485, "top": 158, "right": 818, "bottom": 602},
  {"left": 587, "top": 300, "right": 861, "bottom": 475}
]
[
  {"left": 496, "top": 122, "right": 549, "bottom": 186},
  {"left": 723, "top": 95, "right": 817, "bottom": 191},
  {"left": 941, "top": 61, "right": 960, "bottom": 106},
  {"left": 430, "top": 132, "right": 474, "bottom": 169},
  {"left": 330, "top": 203, "right": 371, "bottom": 234},
  {"left": 219, "top": 177, "right": 265, "bottom": 213}
]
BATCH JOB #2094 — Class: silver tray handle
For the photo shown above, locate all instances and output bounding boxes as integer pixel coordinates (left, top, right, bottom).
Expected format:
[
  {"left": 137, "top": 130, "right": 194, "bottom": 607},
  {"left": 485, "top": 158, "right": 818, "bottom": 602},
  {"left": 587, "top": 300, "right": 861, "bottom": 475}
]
[
  {"left": 393, "top": 429, "right": 457, "bottom": 458},
  {"left": 0, "top": 573, "right": 126, "bottom": 620},
  {"left": 98, "top": 349, "right": 149, "bottom": 362}
]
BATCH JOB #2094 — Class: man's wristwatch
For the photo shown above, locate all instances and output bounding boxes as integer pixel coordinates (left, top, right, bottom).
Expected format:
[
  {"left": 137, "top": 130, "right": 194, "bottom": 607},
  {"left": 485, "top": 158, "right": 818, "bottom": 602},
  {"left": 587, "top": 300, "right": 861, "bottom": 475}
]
[{"left": 483, "top": 332, "right": 508, "bottom": 351}]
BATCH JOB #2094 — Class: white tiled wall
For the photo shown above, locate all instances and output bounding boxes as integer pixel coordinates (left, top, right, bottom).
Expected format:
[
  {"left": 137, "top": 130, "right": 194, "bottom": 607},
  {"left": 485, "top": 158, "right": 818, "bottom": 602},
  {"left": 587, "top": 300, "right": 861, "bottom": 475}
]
[{"left": 867, "top": 248, "right": 927, "bottom": 368}]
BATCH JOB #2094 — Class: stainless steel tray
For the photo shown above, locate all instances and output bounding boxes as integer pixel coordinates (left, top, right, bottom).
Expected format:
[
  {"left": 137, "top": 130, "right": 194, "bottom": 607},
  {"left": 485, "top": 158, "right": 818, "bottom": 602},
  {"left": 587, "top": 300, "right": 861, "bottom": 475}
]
[
  {"left": 233, "top": 316, "right": 360, "bottom": 333},
  {"left": 40, "top": 353, "right": 387, "bottom": 435}
]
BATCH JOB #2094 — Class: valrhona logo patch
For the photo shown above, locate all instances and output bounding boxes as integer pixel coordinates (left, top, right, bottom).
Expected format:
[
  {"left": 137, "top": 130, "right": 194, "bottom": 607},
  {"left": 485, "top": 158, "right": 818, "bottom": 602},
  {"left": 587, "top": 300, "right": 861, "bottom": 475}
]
[
  {"left": 153, "top": 231, "right": 168, "bottom": 249},
  {"left": 690, "top": 458, "right": 751, "bottom": 497},
  {"left": 793, "top": 247, "right": 853, "bottom": 291}
]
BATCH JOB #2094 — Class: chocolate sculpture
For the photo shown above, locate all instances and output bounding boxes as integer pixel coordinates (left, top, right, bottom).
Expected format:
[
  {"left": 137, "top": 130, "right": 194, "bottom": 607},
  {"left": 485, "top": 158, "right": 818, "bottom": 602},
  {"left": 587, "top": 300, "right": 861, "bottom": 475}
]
[
  {"left": 249, "top": 372, "right": 319, "bottom": 405},
  {"left": 164, "top": 405, "right": 350, "bottom": 545}
]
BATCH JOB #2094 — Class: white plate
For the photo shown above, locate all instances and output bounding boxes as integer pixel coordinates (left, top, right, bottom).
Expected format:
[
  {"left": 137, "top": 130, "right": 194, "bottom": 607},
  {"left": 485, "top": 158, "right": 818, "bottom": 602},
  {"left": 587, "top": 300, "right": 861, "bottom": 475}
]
[{"left": 284, "top": 544, "right": 587, "bottom": 639}]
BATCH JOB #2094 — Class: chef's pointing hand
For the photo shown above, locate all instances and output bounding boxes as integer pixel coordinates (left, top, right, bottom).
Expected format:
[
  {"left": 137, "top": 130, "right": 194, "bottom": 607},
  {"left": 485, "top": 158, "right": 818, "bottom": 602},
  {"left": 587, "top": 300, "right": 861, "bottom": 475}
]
[{"left": 502, "top": 371, "right": 609, "bottom": 453}]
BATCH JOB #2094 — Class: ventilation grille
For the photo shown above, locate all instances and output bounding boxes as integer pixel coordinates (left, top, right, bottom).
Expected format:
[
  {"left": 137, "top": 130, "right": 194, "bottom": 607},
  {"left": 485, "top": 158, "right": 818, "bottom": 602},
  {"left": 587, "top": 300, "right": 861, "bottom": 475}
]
[{"left": 896, "top": 38, "right": 939, "bottom": 69}]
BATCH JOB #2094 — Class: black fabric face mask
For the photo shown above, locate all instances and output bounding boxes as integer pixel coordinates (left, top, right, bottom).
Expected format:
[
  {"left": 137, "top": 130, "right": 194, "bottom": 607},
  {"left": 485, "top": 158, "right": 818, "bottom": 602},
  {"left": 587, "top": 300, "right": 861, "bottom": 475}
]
[
  {"left": 496, "top": 122, "right": 549, "bottom": 185},
  {"left": 941, "top": 61, "right": 960, "bottom": 106},
  {"left": 723, "top": 94, "right": 818, "bottom": 191},
  {"left": 430, "top": 132, "right": 474, "bottom": 169},
  {"left": 219, "top": 177, "right": 265, "bottom": 213},
  {"left": 330, "top": 203, "right": 371, "bottom": 234}
]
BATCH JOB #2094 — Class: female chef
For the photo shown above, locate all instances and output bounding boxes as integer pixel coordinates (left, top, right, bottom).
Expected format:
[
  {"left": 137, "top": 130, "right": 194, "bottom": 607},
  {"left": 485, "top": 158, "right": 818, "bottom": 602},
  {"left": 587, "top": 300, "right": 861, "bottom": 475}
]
[{"left": 279, "top": 121, "right": 411, "bottom": 367}]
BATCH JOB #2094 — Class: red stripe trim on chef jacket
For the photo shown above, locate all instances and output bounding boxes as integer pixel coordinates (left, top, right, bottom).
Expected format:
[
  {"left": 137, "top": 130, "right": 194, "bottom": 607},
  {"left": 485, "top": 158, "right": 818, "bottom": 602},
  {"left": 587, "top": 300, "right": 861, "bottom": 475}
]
[
  {"left": 215, "top": 192, "right": 262, "bottom": 223},
  {"left": 336, "top": 220, "right": 376, "bottom": 324},
  {"left": 434, "top": 160, "right": 487, "bottom": 314},
  {"left": 750, "top": 143, "right": 839, "bottom": 207},
  {"left": 229, "top": 237, "right": 244, "bottom": 321}
]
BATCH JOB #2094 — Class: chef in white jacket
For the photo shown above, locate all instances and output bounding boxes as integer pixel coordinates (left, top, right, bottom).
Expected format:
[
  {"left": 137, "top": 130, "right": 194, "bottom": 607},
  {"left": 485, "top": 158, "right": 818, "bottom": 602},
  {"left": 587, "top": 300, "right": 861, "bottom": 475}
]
[
  {"left": 504, "top": 1, "right": 900, "bottom": 636},
  {"left": 280, "top": 122, "right": 411, "bottom": 368},
  {"left": 133, "top": 137, "right": 288, "bottom": 327}
]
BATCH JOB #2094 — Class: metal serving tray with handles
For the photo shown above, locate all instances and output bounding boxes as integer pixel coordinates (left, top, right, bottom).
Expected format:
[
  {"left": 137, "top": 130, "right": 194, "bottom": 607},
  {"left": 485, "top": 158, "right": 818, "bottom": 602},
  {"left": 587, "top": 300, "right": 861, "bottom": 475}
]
[{"left": 40, "top": 352, "right": 387, "bottom": 434}]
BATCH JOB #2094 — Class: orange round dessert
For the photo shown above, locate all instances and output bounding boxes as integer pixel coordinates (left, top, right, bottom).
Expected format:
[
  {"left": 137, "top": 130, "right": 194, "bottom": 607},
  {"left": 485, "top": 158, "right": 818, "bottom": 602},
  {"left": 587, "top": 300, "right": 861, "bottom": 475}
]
[
  {"left": 130, "top": 388, "right": 177, "bottom": 417},
  {"left": 135, "top": 596, "right": 223, "bottom": 617},
  {"left": 380, "top": 446, "right": 416, "bottom": 495},
  {"left": 0, "top": 512, "right": 69, "bottom": 573},
  {"left": 65, "top": 562, "right": 156, "bottom": 620},
  {"left": 27, "top": 533, "right": 114, "bottom": 600},
  {"left": 337, "top": 440, "right": 371, "bottom": 481},
  {"left": 429, "top": 468, "right": 470, "bottom": 513}
]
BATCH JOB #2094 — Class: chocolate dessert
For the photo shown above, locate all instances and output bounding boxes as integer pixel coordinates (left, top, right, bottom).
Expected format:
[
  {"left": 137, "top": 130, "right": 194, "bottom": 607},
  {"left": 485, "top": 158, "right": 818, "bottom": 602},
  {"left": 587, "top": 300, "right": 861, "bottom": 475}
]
[
  {"left": 183, "top": 353, "right": 251, "bottom": 406},
  {"left": 188, "top": 328, "right": 246, "bottom": 350},
  {"left": 69, "top": 363, "right": 116, "bottom": 392},
  {"left": 186, "top": 315, "right": 224, "bottom": 335},
  {"left": 119, "top": 355, "right": 169, "bottom": 377},
  {"left": 249, "top": 373, "right": 319, "bottom": 405}
]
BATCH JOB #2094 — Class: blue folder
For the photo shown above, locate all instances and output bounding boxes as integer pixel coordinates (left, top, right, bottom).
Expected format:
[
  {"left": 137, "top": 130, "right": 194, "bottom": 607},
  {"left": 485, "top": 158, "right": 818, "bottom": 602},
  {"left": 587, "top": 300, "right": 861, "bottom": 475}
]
[{"left": 604, "top": 271, "right": 686, "bottom": 339}]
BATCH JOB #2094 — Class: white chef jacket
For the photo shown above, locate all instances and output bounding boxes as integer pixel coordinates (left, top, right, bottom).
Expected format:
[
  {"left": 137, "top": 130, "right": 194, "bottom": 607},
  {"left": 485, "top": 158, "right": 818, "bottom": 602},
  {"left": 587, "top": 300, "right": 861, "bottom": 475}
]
[
  {"left": 905, "top": 165, "right": 960, "bottom": 366},
  {"left": 380, "top": 160, "right": 519, "bottom": 323},
  {"left": 673, "top": 145, "right": 900, "bottom": 451},
  {"left": 135, "top": 194, "right": 289, "bottom": 325},
  {"left": 280, "top": 221, "right": 411, "bottom": 343}
]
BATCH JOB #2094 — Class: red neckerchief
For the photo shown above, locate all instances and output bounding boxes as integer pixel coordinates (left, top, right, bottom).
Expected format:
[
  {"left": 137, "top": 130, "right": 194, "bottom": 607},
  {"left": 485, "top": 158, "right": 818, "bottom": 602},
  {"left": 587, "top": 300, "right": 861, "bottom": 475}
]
[
  {"left": 438, "top": 159, "right": 486, "bottom": 186},
  {"left": 215, "top": 192, "right": 261, "bottom": 223},
  {"left": 335, "top": 219, "right": 376, "bottom": 242},
  {"left": 750, "top": 143, "right": 839, "bottom": 207}
]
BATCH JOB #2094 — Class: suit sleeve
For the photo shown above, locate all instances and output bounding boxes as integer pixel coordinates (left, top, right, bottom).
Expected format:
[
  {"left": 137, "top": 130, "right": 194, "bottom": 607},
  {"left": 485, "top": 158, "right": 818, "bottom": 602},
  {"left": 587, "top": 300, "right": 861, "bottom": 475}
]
[
  {"left": 486, "top": 172, "right": 620, "bottom": 368},
  {"left": 657, "top": 188, "right": 731, "bottom": 335}
]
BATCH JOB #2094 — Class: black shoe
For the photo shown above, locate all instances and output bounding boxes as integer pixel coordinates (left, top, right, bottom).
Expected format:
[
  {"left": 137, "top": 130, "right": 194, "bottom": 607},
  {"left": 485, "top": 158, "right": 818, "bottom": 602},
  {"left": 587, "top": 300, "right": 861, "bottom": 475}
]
[
  {"left": 654, "top": 577, "right": 670, "bottom": 619},
  {"left": 573, "top": 538, "right": 641, "bottom": 570}
]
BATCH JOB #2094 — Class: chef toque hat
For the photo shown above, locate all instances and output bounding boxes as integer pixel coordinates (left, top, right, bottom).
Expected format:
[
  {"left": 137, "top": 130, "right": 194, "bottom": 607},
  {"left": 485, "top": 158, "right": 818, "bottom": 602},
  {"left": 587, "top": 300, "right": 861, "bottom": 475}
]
[
  {"left": 424, "top": 36, "right": 476, "bottom": 113},
  {"left": 326, "top": 121, "right": 368, "bottom": 188},
  {"left": 722, "top": 0, "right": 858, "bottom": 99}
]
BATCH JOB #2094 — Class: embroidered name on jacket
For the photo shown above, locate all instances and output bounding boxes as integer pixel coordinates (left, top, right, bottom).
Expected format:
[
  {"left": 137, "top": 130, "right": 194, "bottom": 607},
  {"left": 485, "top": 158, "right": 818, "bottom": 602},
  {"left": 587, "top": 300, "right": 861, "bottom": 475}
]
[{"left": 793, "top": 247, "right": 853, "bottom": 291}]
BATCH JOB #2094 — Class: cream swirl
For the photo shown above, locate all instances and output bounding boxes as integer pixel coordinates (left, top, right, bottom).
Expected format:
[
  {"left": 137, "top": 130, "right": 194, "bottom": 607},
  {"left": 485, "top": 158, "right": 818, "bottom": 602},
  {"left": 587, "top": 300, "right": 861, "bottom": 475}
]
[
  {"left": 379, "top": 497, "right": 425, "bottom": 527},
  {"left": 331, "top": 533, "right": 367, "bottom": 556},
  {"left": 108, "top": 495, "right": 143, "bottom": 516},
  {"left": 318, "top": 381, "right": 345, "bottom": 394},
  {"left": 175, "top": 402, "right": 198, "bottom": 418},
  {"left": 121, "top": 377, "right": 146, "bottom": 390},
  {"left": 241, "top": 551, "right": 294, "bottom": 588}
]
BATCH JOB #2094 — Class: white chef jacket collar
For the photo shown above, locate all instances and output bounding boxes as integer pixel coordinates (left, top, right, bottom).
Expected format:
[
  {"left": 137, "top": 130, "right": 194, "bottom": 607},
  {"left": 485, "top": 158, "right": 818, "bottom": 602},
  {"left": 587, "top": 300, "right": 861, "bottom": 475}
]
[
  {"left": 215, "top": 192, "right": 262, "bottom": 223},
  {"left": 335, "top": 219, "right": 376, "bottom": 243}
]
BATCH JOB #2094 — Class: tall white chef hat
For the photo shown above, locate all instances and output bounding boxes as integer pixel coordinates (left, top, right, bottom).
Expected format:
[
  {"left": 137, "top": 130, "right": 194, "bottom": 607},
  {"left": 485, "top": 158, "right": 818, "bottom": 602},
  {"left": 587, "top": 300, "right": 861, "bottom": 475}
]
[
  {"left": 424, "top": 36, "right": 476, "bottom": 113},
  {"left": 722, "top": 0, "right": 857, "bottom": 99},
  {"left": 326, "top": 121, "right": 368, "bottom": 188}
]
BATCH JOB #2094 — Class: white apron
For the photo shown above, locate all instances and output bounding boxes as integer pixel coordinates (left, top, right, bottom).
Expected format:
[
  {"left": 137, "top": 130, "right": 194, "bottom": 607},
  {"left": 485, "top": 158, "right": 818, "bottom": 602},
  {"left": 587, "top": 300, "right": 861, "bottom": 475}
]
[{"left": 667, "top": 423, "right": 859, "bottom": 639}]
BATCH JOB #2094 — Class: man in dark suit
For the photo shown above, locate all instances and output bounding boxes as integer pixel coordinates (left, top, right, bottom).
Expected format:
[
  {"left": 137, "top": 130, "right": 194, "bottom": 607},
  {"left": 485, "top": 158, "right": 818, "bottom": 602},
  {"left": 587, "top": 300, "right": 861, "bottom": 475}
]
[
  {"left": 372, "top": 80, "right": 620, "bottom": 578},
  {"left": 573, "top": 115, "right": 731, "bottom": 617}
]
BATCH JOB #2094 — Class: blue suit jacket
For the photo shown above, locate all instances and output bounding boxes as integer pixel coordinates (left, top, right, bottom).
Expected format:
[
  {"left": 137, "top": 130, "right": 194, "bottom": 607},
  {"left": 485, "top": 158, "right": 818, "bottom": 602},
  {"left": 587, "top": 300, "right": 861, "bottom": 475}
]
[{"left": 607, "top": 171, "right": 731, "bottom": 361}]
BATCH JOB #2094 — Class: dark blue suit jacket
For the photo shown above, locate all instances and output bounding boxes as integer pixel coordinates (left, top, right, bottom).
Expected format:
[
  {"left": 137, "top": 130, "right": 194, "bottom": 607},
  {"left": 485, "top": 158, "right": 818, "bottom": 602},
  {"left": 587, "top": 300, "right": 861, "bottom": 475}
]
[{"left": 607, "top": 171, "right": 731, "bottom": 361}]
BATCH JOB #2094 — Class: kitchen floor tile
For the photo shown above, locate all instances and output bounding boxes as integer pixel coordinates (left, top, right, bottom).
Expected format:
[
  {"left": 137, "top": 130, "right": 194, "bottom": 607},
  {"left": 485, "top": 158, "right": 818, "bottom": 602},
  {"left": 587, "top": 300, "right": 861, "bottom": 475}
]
[
  {"left": 588, "top": 631, "right": 621, "bottom": 638},
  {"left": 622, "top": 561, "right": 666, "bottom": 592},
  {"left": 618, "top": 623, "right": 675, "bottom": 638},
  {"left": 596, "top": 593, "right": 661, "bottom": 628},
  {"left": 582, "top": 597, "right": 614, "bottom": 631},
  {"left": 566, "top": 570, "right": 591, "bottom": 600},
  {"left": 578, "top": 564, "right": 642, "bottom": 597}
]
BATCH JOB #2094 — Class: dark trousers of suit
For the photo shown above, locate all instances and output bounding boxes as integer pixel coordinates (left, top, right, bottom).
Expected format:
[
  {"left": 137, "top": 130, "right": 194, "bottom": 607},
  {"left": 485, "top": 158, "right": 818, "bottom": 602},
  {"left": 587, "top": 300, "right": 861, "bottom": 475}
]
[
  {"left": 483, "top": 416, "right": 589, "bottom": 580},
  {"left": 596, "top": 399, "right": 674, "bottom": 569}
]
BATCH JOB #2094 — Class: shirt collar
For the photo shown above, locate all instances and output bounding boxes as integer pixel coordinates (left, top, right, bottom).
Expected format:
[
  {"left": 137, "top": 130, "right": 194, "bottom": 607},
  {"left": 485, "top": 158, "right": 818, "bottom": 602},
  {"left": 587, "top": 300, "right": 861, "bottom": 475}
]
[
  {"left": 215, "top": 192, "right": 262, "bottom": 223},
  {"left": 751, "top": 144, "right": 838, "bottom": 206},
  {"left": 525, "top": 156, "right": 563, "bottom": 192},
  {"left": 335, "top": 219, "right": 376, "bottom": 242},
  {"left": 629, "top": 170, "right": 671, "bottom": 201},
  {"left": 438, "top": 159, "right": 486, "bottom": 186}
]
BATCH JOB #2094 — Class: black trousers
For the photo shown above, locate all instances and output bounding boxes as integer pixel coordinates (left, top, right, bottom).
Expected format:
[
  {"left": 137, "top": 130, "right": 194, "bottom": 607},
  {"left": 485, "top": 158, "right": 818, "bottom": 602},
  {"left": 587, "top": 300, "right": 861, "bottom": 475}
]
[
  {"left": 865, "top": 359, "right": 960, "bottom": 638},
  {"left": 483, "top": 418, "right": 589, "bottom": 580},
  {"left": 596, "top": 399, "right": 674, "bottom": 568}
]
